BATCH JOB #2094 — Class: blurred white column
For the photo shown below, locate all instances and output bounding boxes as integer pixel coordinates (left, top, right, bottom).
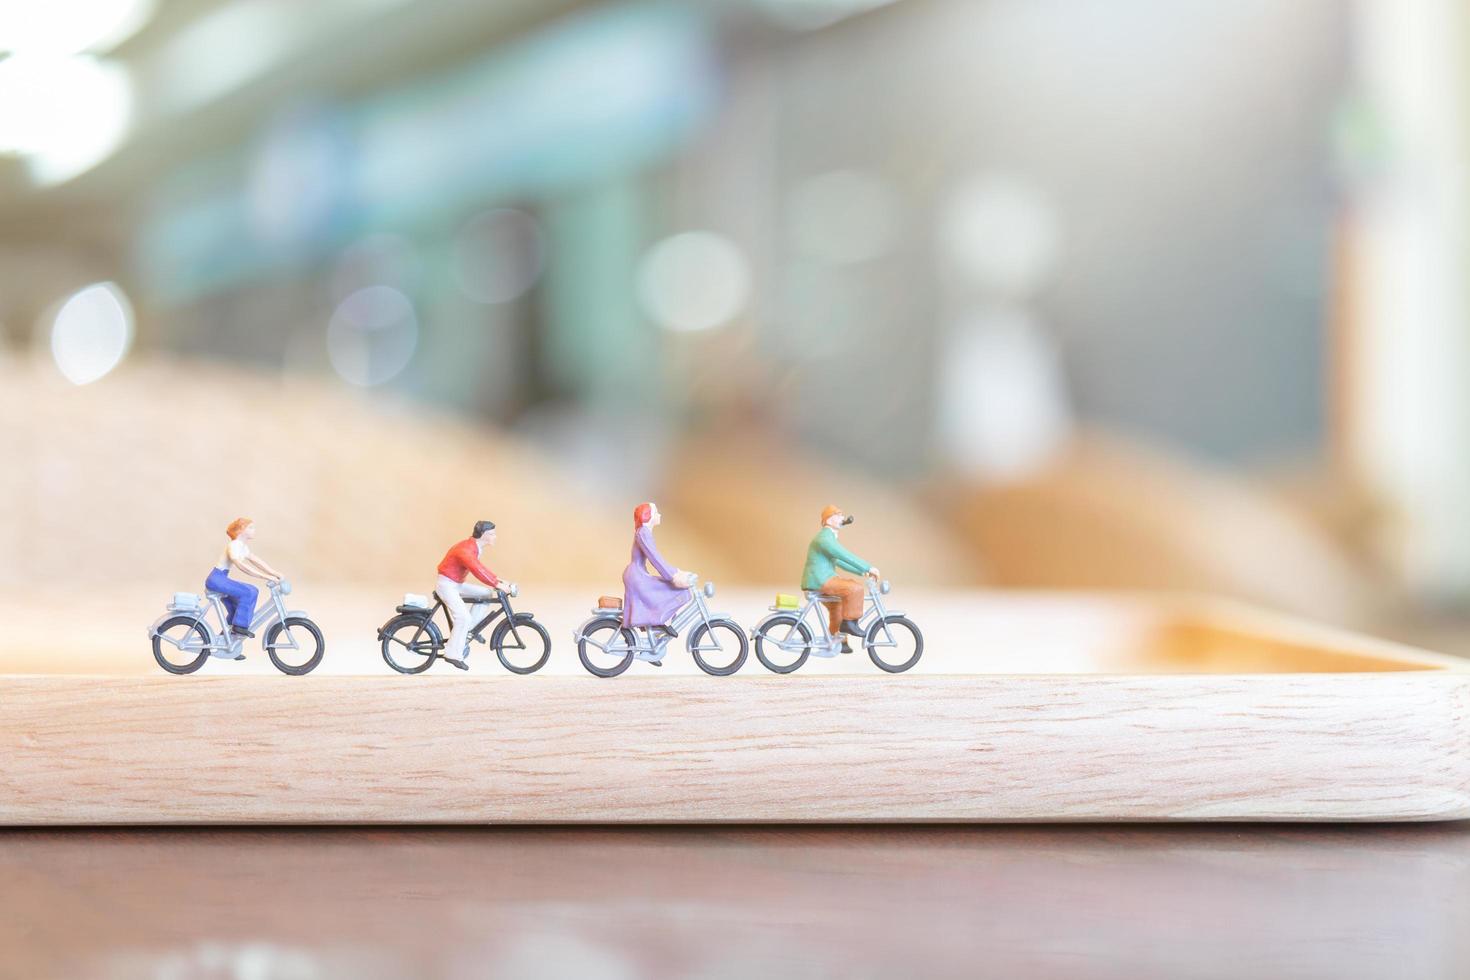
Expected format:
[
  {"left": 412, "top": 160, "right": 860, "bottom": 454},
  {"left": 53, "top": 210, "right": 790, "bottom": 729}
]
[{"left": 1346, "top": 0, "right": 1470, "bottom": 597}]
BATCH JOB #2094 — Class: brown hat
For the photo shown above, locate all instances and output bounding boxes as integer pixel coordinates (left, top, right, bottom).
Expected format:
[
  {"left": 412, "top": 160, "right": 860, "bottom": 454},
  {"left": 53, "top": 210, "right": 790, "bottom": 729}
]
[{"left": 820, "top": 505, "right": 843, "bottom": 526}]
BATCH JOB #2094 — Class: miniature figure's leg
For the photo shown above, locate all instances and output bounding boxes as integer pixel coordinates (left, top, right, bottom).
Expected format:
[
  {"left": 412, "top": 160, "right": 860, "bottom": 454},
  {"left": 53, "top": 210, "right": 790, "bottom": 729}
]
[
  {"left": 820, "top": 577, "right": 864, "bottom": 634},
  {"left": 206, "top": 570, "right": 257, "bottom": 629},
  {"left": 438, "top": 578, "right": 471, "bottom": 661}
]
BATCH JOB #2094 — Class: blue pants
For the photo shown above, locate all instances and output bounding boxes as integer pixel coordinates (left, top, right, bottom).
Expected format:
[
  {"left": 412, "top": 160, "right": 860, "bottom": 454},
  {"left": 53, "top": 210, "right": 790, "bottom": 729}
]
[{"left": 206, "top": 568, "right": 257, "bottom": 629}]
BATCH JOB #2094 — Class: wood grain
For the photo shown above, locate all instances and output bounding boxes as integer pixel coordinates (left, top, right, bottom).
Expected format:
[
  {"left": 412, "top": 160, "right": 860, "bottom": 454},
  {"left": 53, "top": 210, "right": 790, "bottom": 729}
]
[
  {"left": 3, "top": 592, "right": 1465, "bottom": 824},
  {"left": 3, "top": 670, "right": 1466, "bottom": 824}
]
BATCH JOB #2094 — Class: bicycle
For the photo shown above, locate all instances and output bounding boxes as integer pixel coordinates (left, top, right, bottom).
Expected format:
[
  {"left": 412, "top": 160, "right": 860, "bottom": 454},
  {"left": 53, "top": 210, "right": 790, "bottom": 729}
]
[
  {"left": 574, "top": 577, "right": 748, "bottom": 677},
  {"left": 377, "top": 584, "right": 551, "bottom": 674},
  {"left": 149, "top": 579, "right": 325, "bottom": 675},
  {"left": 750, "top": 577, "right": 923, "bottom": 674}
]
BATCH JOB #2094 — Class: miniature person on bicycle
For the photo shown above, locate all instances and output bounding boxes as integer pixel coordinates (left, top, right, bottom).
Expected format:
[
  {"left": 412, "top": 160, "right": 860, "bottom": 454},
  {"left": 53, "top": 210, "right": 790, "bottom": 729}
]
[
  {"left": 208, "top": 518, "right": 282, "bottom": 641},
  {"left": 622, "top": 502, "right": 696, "bottom": 649},
  {"left": 802, "top": 505, "right": 881, "bottom": 652},
  {"left": 436, "top": 519, "right": 506, "bottom": 670}
]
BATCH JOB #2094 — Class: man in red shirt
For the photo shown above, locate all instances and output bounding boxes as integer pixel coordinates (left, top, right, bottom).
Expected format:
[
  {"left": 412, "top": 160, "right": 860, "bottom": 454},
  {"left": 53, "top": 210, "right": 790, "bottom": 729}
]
[{"left": 435, "top": 520, "right": 506, "bottom": 670}]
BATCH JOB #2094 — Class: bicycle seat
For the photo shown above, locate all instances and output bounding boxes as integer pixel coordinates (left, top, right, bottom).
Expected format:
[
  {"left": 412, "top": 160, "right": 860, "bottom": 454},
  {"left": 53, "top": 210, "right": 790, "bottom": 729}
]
[
  {"left": 206, "top": 592, "right": 229, "bottom": 601},
  {"left": 805, "top": 591, "right": 842, "bottom": 602}
]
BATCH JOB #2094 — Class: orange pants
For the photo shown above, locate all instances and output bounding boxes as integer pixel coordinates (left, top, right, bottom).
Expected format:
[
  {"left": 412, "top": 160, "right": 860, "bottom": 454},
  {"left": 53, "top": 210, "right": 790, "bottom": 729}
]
[{"left": 818, "top": 576, "right": 865, "bottom": 634}]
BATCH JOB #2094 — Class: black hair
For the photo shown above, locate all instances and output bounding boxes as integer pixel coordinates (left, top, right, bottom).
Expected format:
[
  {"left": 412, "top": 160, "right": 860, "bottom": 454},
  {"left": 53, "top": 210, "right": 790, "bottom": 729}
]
[{"left": 472, "top": 520, "right": 496, "bottom": 538}]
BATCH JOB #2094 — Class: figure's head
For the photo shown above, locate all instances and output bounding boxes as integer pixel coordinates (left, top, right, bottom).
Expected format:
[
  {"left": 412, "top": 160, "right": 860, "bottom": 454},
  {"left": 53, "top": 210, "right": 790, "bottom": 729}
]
[
  {"left": 226, "top": 518, "right": 255, "bottom": 541},
  {"left": 634, "top": 502, "right": 660, "bottom": 528},
  {"left": 820, "top": 505, "right": 853, "bottom": 530},
  {"left": 472, "top": 520, "right": 496, "bottom": 546}
]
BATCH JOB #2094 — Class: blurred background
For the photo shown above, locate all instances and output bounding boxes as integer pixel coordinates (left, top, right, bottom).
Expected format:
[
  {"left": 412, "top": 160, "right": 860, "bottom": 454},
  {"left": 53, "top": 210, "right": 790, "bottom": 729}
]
[{"left": 2, "top": 0, "right": 1468, "bottom": 650}]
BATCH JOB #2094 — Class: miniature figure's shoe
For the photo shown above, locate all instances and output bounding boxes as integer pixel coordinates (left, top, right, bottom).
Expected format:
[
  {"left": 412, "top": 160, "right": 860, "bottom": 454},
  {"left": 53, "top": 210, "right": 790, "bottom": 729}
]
[
  {"left": 841, "top": 641, "right": 853, "bottom": 654},
  {"left": 231, "top": 626, "right": 255, "bottom": 638},
  {"left": 233, "top": 653, "right": 246, "bottom": 661},
  {"left": 839, "top": 620, "right": 864, "bottom": 637},
  {"left": 653, "top": 625, "right": 676, "bottom": 638},
  {"left": 444, "top": 655, "right": 469, "bottom": 671},
  {"left": 649, "top": 659, "right": 663, "bottom": 667}
]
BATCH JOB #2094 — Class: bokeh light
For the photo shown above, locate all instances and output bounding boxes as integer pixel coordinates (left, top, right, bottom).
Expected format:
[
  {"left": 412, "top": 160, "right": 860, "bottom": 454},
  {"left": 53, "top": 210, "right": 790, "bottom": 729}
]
[
  {"left": 50, "top": 282, "right": 134, "bottom": 385},
  {"left": 326, "top": 286, "right": 419, "bottom": 387},
  {"left": 936, "top": 309, "right": 1072, "bottom": 480},
  {"left": 0, "top": 54, "right": 132, "bottom": 184},
  {"left": 330, "top": 233, "right": 421, "bottom": 306},
  {"left": 0, "top": 0, "right": 155, "bottom": 56},
  {"left": 788, "top": 169, "right": 900, "bottom": 265},
  {"left": 939, "top": 173, "right": 1061, "bottom": 298},
  {"left": 636, "top": 231, "right": 750, "bottom": 333},
  {"left": 451, "top": 209, "right": 544, "bottom": 305}
]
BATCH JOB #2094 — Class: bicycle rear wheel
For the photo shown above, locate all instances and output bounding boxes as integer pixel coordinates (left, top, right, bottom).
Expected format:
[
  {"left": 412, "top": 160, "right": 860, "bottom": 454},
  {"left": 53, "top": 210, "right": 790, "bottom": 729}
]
[
  {"left": 577, "top": 619, "right": 636, "bottom": 677},
  {"left": 380, "top": 614, "right": 441, "bottom": 674},
  {"left": 753, "top": 615, "right": 812, "bottom": 674},
  {"left": 152, "top": 616, "right": 211, "bottom": 675}
]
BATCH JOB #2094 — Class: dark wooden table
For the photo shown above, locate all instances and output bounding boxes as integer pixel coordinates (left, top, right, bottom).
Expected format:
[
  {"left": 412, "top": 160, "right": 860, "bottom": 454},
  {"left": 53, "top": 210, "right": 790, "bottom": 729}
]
[{"left": 4, "top": 825, "right": 1468, "bottom": 979}]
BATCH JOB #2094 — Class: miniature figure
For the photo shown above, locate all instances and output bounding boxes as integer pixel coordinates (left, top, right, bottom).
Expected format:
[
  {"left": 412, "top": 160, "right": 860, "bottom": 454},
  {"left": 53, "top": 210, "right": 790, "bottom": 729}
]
[
  {"left": 149, "top": 519, "right": 324, "bottom": 674},
  {"left": 376, "top": 520, "right": 551, "bottom": 674},
  {"left": 749, "top": 505, "right": 924, "bottom": 673},
  {"left": 804, "top": 505, "right": 879, "bottom": 651},
  {"left": 621, "top": 502, "right": 695, "bottom": 647},
  {"left": 208, "top": 518, "right": 281, "bottom": 640},
  {"left": 572, "top": 503, "right": 746, "bottom": 676}
]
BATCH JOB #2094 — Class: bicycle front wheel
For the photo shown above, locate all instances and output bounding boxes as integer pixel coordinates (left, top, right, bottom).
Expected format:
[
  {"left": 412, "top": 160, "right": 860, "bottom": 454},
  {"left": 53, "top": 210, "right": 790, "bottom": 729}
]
[
  {"left": 492, "top": 614, "right": 552, "bottom": 674},
  {"left": 266, "top": 616, "right": 326, "bottom": 675},
  {"left": 689, "top": 619, "right": 749, "bottom": 676},
  {"left": 380, "top": 614, "right": 442, "bottom": 674},
  {"left": 864, "top": 615, "right": 923, "bottom": 673}
]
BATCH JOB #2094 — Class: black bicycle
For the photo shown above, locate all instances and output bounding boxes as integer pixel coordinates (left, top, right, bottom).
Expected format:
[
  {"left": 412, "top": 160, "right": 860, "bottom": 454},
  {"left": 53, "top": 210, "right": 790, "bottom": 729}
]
[{"left": 377, "top": 585, "right": 551, "bottom": 674}]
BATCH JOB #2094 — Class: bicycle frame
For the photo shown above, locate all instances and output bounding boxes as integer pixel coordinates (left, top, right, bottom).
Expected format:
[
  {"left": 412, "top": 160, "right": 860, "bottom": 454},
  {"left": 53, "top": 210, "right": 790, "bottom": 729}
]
[
  {"left": 150, "top": 581, "right": 308, "bottom": 658},
  {"left": 578, "top": 586, "right": 722, "bottom": 662},
  {"left": 757, "top": 578, "right": 903, "bottom": 655},
  {"left": 396, "top": 589, "right": 525, "bottom": 656}
]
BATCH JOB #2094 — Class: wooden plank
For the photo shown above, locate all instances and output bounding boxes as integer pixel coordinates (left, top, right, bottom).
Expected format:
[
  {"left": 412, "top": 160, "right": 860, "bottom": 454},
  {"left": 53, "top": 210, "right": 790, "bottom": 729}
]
[
  {"left": 3, "top": 671, "right": 1466, "bottom": 824},
  {"left": 3, "top": 591, "right": 1466, "bottom": 824}
]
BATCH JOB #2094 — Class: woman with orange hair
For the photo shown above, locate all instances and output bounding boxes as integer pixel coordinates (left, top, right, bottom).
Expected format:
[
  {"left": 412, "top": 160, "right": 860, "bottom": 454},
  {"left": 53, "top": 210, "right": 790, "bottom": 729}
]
[
  {"left": 205, "top": 518, "right": 282, "bottom": 641},
  {"left": 622, "top": 502, "right": 695, "bottom": 641}
]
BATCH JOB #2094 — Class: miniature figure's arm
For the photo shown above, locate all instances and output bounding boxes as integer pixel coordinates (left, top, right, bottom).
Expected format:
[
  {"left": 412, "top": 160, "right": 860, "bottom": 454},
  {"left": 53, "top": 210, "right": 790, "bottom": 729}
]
[
  {"left": 459, "top": 543, "right": 501, "bottom": 589},
  {"left": 637, "top": 527, "right": 680, "bottom": 583},
  {"left": 822, "top": 535, "right": 872, "bottom": 576},
  {"left": 238, "top": 554, "right": 282, "bottom": 582},
  {"left": 250, "top": 553, "right": 284, "bottom": 580}
]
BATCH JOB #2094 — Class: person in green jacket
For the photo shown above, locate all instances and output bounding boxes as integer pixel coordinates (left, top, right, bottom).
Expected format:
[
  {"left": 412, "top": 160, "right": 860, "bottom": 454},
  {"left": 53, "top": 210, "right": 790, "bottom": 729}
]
[{"left": 802, "top": 505, "right": 881, "bottom": 651}]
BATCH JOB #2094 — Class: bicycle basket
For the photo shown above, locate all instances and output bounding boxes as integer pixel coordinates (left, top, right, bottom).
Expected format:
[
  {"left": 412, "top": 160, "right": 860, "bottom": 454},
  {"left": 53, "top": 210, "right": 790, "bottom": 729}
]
[{"left": 169, "top": 592, "right": 203, "bottom": 612}]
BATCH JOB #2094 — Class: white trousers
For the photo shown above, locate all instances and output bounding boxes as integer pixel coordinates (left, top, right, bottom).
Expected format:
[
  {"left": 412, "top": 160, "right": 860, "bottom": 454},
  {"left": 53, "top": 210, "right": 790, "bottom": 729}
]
[{"left": 436, "top": 575, "right": 495, "bottom": 661}]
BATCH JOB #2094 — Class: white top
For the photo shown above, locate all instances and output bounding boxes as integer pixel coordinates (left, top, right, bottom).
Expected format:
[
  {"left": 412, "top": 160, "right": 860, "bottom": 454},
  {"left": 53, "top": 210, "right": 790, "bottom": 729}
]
[{"left": 215, "top": 538, "right": 249, "bottom": 571}]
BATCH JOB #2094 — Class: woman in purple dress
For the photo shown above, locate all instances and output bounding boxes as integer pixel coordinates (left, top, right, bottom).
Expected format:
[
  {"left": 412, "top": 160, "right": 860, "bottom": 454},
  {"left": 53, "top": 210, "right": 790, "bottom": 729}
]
[{"left": 623, "top": 502, "right": 695, "bottom": 635}]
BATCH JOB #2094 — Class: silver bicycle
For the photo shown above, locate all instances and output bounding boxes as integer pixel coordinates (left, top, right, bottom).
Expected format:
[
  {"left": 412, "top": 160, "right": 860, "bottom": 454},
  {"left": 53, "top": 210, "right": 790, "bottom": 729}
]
[
  {"left": 574, "top": 577, "right": 748, "bottom": 677},
  {"left": 750, "top": 578, "right": 923, "bottom": 674},
  {"left": 149, "top": 579, "right": 325, "bottom": 675}
]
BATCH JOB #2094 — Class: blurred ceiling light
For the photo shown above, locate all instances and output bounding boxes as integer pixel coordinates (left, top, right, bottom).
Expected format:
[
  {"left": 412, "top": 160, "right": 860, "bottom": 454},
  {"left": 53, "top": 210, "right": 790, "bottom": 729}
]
[
  {"left": 637, "top": 231, "right": 750, "bottom": 333},
  {"left": 451, "top": 209, "right": 545, "bottom": 305},
  {"left": 0, "top": 54, "right": 132, "bottom": 184},
  {"left": 0, "top": 0, "right": 155, "bottom": 55},
  {"left": 326, "top": 285, "right": 419, "bottom": 387},
  {"left": 937, "top": 309, "right": 1071, "bottom": 482},
  {"left": 754, "top": 0, "right": 901, "bottom": 31},
  {"left": 939, "top": 173, "right": 1061, "bottom": 299},
  {"left": 788, "top": 169, "right": 900, "bottom": 265},
  {"left": 50, "top": 282, "right": 134, "bottom": 385}
]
